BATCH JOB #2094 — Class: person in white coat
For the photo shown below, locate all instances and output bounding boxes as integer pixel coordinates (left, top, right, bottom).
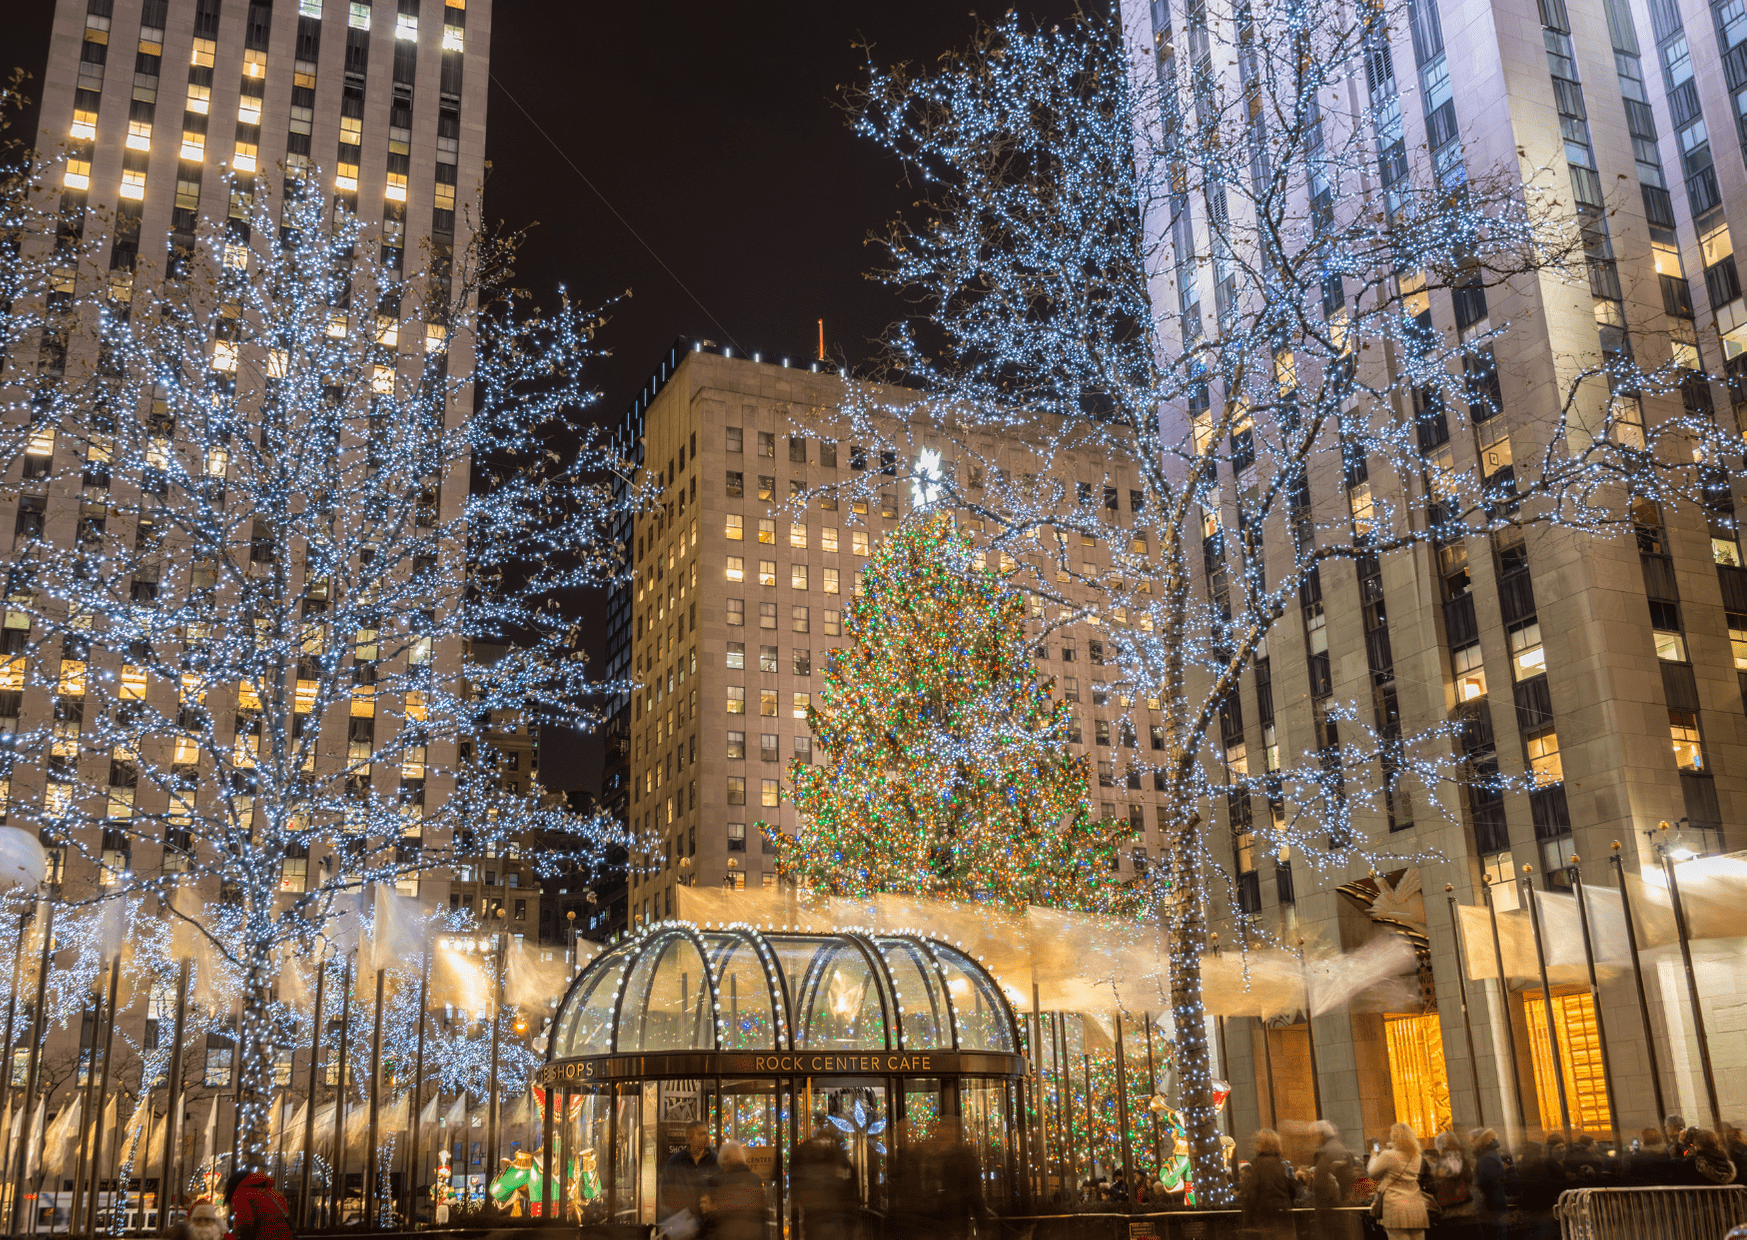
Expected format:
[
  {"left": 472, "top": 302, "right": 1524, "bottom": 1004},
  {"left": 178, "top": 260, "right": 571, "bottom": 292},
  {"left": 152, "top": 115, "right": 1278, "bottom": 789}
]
[{"left": 1368, "top": 1122, "right": 1429, "bottom": 1240}]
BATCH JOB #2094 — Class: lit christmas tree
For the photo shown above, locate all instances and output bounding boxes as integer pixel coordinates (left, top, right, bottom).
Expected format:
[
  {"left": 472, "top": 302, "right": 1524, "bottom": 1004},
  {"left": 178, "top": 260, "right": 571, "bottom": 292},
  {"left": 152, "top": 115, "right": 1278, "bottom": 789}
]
[{"left": 775, "top": 513, "right": 1138, "bottom": 913}]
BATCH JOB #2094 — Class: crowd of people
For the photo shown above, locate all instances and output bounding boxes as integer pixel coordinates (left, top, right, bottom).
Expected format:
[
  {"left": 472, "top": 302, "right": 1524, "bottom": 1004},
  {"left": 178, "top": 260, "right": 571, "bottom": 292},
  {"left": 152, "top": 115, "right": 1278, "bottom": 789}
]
[{"left": 1229, "top": 1114, "right": 1747, "bottom": 1239}]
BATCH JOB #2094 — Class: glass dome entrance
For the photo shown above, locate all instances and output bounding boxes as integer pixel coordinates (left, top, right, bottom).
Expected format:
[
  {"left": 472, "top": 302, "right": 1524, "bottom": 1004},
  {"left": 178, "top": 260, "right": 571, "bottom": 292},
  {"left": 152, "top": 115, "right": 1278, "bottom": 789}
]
[
  {"left": 539, "top": 923, "right": 1029, "bottom": 1230},
  {"left": 548, "top": 924, "right": 1021, "bottom": 1061}
]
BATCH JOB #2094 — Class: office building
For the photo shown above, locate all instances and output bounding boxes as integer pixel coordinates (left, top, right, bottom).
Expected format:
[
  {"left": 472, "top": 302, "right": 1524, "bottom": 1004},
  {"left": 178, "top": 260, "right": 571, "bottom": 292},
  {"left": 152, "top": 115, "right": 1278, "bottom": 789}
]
[
  {"left": 1122, "top": 0, "right": 1747, "bottom": 1152},
  {"left": 616, "top": 343, "right": 1183, "bottom": 927}
]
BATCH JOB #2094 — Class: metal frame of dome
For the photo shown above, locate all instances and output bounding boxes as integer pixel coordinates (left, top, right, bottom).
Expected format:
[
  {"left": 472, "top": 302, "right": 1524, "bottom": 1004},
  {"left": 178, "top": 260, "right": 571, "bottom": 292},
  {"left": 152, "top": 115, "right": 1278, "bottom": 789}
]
[{"left": 540, "top": 922, "right": 1026, "bottom": 1083}]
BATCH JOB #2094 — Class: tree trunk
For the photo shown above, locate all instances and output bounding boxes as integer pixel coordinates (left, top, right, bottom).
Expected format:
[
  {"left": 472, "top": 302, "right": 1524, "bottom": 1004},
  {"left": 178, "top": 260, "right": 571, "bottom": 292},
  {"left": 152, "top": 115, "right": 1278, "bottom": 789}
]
[
  {"left": 235, "top": 943, "right": 276, "bottom": 1167},
  {"left": 1167, "top": 816, "right": 1231, "bottom": 1206}
]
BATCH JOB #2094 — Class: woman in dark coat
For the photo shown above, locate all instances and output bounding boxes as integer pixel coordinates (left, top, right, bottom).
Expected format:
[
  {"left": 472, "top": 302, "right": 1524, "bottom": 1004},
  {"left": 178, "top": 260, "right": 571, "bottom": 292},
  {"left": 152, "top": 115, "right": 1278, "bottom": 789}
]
[
  {"left": 709, "top": 1141, "right": 767, "bottom": 1240},
  {"left": 1239, "top": 1129, "right": 1298, "bottom": 1240}
]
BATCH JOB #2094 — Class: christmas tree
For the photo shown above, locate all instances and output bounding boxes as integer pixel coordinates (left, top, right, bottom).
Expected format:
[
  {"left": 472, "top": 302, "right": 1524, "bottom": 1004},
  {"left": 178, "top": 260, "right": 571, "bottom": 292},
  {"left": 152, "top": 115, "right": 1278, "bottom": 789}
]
[{"left": 774, "top": 513, "right": 1138, "bottom": 913}]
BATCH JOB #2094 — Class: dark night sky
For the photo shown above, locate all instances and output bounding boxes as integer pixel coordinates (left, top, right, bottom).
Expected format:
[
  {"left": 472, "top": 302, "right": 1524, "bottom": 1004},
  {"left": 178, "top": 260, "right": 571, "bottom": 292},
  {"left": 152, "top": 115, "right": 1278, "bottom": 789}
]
[{"left": 5, "top": 0, "right": 1082, "bottom": 792}]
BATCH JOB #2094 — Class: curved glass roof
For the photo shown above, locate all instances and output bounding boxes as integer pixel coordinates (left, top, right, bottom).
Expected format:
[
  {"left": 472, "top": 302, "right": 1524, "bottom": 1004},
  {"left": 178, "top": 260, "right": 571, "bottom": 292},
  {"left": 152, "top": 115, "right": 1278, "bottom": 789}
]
[{"left": 551, "top": 925, "right": 1019, "bottom": 1059}]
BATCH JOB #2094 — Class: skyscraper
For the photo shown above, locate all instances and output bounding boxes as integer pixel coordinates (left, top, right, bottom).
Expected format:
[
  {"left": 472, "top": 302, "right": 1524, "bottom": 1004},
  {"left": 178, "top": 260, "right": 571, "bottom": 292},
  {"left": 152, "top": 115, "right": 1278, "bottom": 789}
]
[
  {"left": 39, "top": 0, "right": 488, "bottom": 288},
  {"left": 1123, "top": 0, "right": 1746, "bottom": 1152}
]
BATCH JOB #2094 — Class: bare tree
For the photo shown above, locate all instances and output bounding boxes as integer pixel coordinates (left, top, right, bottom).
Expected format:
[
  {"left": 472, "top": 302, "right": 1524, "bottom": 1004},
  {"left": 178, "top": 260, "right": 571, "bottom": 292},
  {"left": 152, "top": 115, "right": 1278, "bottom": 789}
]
[{"left": 813, "top": 4, "right": 1726, "bottom": 1196}]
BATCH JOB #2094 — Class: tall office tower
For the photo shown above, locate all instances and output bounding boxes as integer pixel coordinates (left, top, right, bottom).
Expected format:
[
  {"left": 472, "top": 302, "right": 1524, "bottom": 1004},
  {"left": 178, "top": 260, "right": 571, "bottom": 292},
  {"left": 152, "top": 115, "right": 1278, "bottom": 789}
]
[
  {"left": 1123, "top": 0, "right": 1746, "bottom": 1155},
  {"left": 618, "top": 343, "right": 1174, "bottom": 927},
  {"left": 39, "top": 0, "right": 489, "bottom": 286}
]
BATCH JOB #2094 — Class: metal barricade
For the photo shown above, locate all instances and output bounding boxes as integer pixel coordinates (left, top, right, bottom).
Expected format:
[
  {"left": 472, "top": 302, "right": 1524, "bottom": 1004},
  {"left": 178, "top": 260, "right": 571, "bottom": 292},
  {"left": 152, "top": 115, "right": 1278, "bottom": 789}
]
[{"left": 1555, "top": 1185, "right": 1747, "bottom": 1240}]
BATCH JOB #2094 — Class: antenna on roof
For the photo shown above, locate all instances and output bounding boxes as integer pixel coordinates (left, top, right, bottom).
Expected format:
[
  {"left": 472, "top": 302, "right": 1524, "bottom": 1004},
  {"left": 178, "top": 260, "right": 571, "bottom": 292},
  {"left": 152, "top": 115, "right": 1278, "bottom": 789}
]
[{"left": 817, "top": 318, "right": 825, "bottom": 363}]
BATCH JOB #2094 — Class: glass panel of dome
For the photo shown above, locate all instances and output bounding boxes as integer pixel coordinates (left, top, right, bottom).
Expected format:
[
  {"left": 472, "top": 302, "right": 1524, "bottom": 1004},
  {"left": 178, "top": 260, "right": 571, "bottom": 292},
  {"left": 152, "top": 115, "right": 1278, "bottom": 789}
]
[
  {"left": 708, "top": 935, "right": 779, "bottom": 1050},
  {"left": 795, "top": 944, "right": 889, "bottom": 1050},
  {"left": 876, "top": 939, "right": 950, "bottom": 1049},
  {"left": 932, "top": 944, "right": 1013, "bottom": 1051},
  {"left": 554, "top": 944, "right": 631, "bottom": 1058},
  {"left": 618, "top": 932, "right": 713, "bottom": 1052}
]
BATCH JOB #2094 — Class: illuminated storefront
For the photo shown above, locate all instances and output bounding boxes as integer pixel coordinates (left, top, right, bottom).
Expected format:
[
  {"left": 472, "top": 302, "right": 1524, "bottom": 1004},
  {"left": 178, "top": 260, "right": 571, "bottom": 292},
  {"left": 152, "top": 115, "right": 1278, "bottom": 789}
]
[{"left": 538, "top": 924, "right": 1027, "bottom": 1229}]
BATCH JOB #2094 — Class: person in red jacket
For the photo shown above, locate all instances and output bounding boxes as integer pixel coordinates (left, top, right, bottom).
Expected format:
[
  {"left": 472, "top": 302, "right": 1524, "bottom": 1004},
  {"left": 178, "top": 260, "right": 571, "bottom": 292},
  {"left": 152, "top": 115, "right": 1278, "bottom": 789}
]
[{"left": 221, "top": 1171, "right": 293, "bottom": 1240}]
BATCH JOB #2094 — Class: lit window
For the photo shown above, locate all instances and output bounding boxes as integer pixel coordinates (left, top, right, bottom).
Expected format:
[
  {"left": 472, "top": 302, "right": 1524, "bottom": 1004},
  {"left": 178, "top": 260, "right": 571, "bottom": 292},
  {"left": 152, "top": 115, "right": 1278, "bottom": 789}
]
[
  {"left": 1453, "top": 643, "right": 1486, "bottom": 701},
  {"left": 1349, "top": 482, "right": 1374, "bottom": 534},
  {"left": 328, "top": 313, "right": 349, "bottom": 338},
  {"left": 180, "top": 131, "right": 206, "bottom": 161},
  {"left": 823, "top": 610, "right": 840, "bottom": 635},
  {"left": 725, "top": 556, "right": 744, "bottom": 583},
  {"left": 386, "top": 172, "right": 408, "bottom": 202},
  {"left": 725, "top": 687, "right": 744, "bottom": 715},
  {"left": 1508, "top": 621, "right": 1544, "bottom": 680},
  {"left": 66, "top": 157, "right": 91, "bottom": 189},
  {"left": 1653, "top": 629, "right": 1687, "bottom": 662},
  {"left": 350, "top": 2, "right": 371, "bottom": 28},
  {"left": 791, "top": 565, "right": 808, "bottom": 590},
  {"left": 1669, "top": 710, "right": 1704, "bottom": 771},
  {"left": 223, "top": 242, "right": 249, "bottom": 269},
  {"left": 725, "top": 514, "right": 743, "bottom": 541},
  {"left": 396, "top": 12, "right": 418, "bottom": 38},
  {"left": 1729, "top": 613, "right": 1747, "bottom": 670},
  {"left": 758, "top": 519, "right": 776, "bottom": 544},
  {"left": 852, "top": 531, "right": 870, "bottom": 556},
  {"left": 443, "top": 25, "right": 463, "bottom": 51},
  {"left": 299, "top": 0, "right": 323, "bottom": 14},
  {"left": 1305, "top": 602, "right": 1327, "bottom": 654},
  {"left": 726, "top": 776, "right": 745, "bottom": 805},
  {"left": 426, "top": 323, "right": 445, "bottom": 353},
  {"left": 243, "top": 47, "right": 266, "bottom": 77},
  {"left": 759, "top": 602, "right": 777, "bottom": 629},
  {"left": 726, "top": 730, "right": 746, "bottom": 759},
  {"left": 823, "top": 568, "right": 839, "bottom": 595},
  {"left": 792, "top": 693, "right": 811, "bottom": 719},
  {"left": 119, "top": 169, "right": 147, "bottom": 199},
  {"left": 190, "top": 38, "right": 216, "bottom": 67},
  {"left": 791, "top": 606, "right": 809, "bottom": 633},
  {"left": 790, "top": 522, "right": 807, "bottom": 548},
  {"left": 758, "top": 561, "right": 775, "bottom": 587},
  {"left": 434, "top": 182, "right": 456, "bottom": 211},
  {"left": 212, "top": 341, "right": 239, "bottom": 373},
  {"left": 726, "top": 642, "right": 745, "bottom": 670},
  {"left": 71, "top": 108, "right": 98, "bottom": 139},
  {"left": 233, "top": 143, "right": 258, "bottom": 172},
  {"left": 238, "top": 96, "right": 263, "bottom": 125},
  {"left": 759, "top": 646, "right": 778, "bottom": 673},
  {"left": 1525, "top": 729, "right": 1562, "bottom": 786},
  {"left": 372, "top": 364, "right": 395, "bottom": 394},
  {"left": 759, "top": 691, "right": 778, "bottom": 718},
  {"left": 375, "top": 315, "right": 399, "bottom": 347},
  {"left": 821, "top": 526, "right": 838, "bottom": 552},
  {"left": 761, "top": 779, "right": 780, "bottom": 807}
]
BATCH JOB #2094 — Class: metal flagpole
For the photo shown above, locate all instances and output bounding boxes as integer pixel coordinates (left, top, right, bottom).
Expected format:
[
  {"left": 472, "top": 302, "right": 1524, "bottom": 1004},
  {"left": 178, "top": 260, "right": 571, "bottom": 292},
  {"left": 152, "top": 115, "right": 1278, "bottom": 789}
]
[
  {"left": 332, "top": 952, "right": 355, "bottom": 1227},
  {"left": 90, "top": 953, "right": 122, "bottom": 1235},
  {"left": 9, "top": 897, "right": 55, "bottom": 1236},
  {"left": 1027, "top": 986, "right": 1043, "bottom": 1203},
  {"left": 1482, "top": 876, "right": 1529, "bottom": 1131},
  {"left": 1566, "top": 857, "right": 1621, "bottom": 1152},
  {"left": 1657, "top": 833, "right": 1721, "bottom": 1131},
  {"left": 1113, "top": 1013, "right": 1133, "bottom": 1193},
  {"left": 0, "top": 907, "right": 29, "bottom": 1206},
  {"left": 1144, "top": 1014, "right": 1163, "bottom": 1173},
  {"left": 1297, "top": 939, "right": 1324, "bottom": 1120},
  {"left": 69, "top": 976, "right": 104, "bottom": 1234},
  {"left": 1608, "top": 842, "right": 1666, "bottom": 1126},
  {"left": 157, "top": 959, "right": 189, "bottom": 1235},
  {"left": 1444, "top": 885, "right": 1486, "bottom": 1126},
  {"left": 296, "top": 957, "right": 326, "bottom": 1229},
  {"left": 364, "top": 968, "right": 385, "bottom": 1230},
  {"left": 485, "top": 911, "right": 506, "bottom": 1193},
  {"left": 402, "top": 945, "right": 429, "bottom": 1230},
  {"left": 1521, "top": 868, "right": 1571, "bottom": 1138}
]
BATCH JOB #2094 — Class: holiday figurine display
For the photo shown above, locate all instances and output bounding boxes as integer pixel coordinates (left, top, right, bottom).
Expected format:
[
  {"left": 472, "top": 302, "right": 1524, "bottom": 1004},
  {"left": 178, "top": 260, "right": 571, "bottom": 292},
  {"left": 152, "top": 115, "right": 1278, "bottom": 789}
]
[{"left": 431, "top": 1150, "right": 456, "bottom": 1224}]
